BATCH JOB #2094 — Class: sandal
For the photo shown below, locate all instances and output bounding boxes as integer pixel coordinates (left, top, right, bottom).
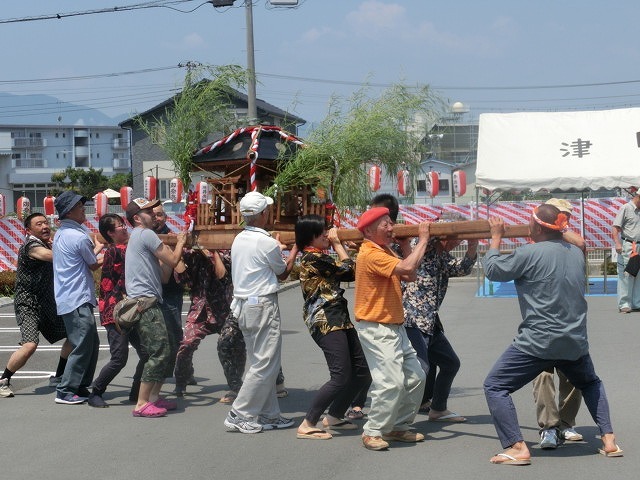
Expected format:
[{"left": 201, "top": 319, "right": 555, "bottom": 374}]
[
  {"left": 132, "top": 402, "right": 167, "bottom": 418},
  {"left": 346, "top": 408, "right": 365, "bottom": 420},
  {"left": 219, "top": 391, "right": 238, "bottom": 404}
]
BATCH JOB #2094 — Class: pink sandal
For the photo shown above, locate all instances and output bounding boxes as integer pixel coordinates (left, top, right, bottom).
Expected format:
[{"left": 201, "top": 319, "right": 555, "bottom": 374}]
[
  {"left": 153, "top": 397, "right": 177, "bottom": 411},
  {"left": 132, "top": 402, "right": 167, "bottom": 418}
]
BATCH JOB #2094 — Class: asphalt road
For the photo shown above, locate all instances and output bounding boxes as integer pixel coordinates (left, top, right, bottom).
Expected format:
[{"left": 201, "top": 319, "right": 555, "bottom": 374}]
[{"left": 0, "top": 280, "right": 637, "bottom": 480}]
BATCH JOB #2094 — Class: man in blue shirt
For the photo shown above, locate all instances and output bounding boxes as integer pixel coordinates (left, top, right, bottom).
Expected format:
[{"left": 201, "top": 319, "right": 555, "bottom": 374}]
[
  {"left": 482, "top": 204, "right": 622, "bottom": 465},
  {"left": 53, "top": 190, "right": 103, "bottom": 404}
]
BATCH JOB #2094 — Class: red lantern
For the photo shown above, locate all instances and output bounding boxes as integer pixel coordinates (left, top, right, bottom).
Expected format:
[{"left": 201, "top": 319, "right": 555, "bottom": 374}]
[
  {"left": 452, "top": 170, "right": 466, "bottom": 197},
  {"left": 169, "top": 178, "right": 183, "bottom": 203},
  {"left": 143, "top": 176, "right": 157, "bottom": 200},
  {"left": 0, "top": 193, "right": 6, "bottom": 217},
  {"left": 426, "top": 171, "right": 440, "bottom": 197},
  {"left": 120, "top": 186, "right": 132, "bottom": 210},
  {"left": 368, "top": 165, "right": 381, "bottom": 192},
  {"left": 94, "top": 192, "right": 108, "bottom": 218},
  {"left": 17, "top": 196, "right": 31, "bottom": 221},
  {"left": 43, "top": 195, "right": 56, "bottom": 216},
  {"left": 195, "top": 181, "right": 209, "bottom": 204},
  {"left": 397, "top": 169, "right": 411, "bottom": 196}
]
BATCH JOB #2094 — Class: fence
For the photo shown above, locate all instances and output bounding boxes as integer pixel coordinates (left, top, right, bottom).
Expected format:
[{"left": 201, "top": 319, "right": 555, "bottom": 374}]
[{"left": 0, "top": 197, "right": 626, "bottom": 272}]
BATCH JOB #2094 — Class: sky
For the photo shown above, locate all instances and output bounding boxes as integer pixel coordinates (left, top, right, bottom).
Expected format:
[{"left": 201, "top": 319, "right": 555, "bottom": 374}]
[{"left": 2, "top": 0, "right": 640, "bottom": 134}]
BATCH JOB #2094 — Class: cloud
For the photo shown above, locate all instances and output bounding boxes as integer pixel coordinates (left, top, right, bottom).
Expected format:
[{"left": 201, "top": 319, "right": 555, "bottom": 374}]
[
  {"left": 180, "top": 33, "right": 205, "bottom": 49},
  {"left": 297, "top": 1, "right": 501, "bottom": 58},
  {"left": 346, "top": 0, "right": 406, "bottom": 32}
]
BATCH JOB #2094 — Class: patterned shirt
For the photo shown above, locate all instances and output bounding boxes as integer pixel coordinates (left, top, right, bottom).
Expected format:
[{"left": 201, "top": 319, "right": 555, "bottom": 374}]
[
  {"left": 402, "top": 240, "right": 476, "bottom": 335},
  {"left": 98, "top": 244, "right": 127, "bottom": 326},
  {"left": 298, "top": 250, "right": 355, "bottom": 335},
  {"left": 14, "top": 235, "right": 57, "bottom": 326},
  {"left": 178, "top": 250, "right": 233, "bottom": 328}
]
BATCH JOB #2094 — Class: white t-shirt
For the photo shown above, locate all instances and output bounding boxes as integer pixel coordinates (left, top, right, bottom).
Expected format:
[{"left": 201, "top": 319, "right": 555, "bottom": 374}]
[{"left": 231, "top": 226, "right": 286, "bottom": 299}]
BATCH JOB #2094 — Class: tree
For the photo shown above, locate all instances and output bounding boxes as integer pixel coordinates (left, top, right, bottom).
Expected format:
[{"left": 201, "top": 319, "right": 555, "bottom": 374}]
[
  {"left": 134, "top": 64, "right": 248, "bottom": 192},
  {"left": 267, "top": 83, "right": 443, "bottom": 210},
  {"left": 51, "top": 166, "right": 110, "bottom": 199},
  {"left": 107, "top": 173, "right": 133, "bottom": 191}
]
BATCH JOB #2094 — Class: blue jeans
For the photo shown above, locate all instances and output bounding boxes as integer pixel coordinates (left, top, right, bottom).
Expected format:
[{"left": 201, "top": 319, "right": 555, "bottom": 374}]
[
  {"left": 406, "top": 327, "right": 460, "bottom": 411},
  {"left": 484, "top": 344, "right": 613, "bottom": 448},
  {"left": 57, "top": 303, "right": 99, "bottom": 397}
]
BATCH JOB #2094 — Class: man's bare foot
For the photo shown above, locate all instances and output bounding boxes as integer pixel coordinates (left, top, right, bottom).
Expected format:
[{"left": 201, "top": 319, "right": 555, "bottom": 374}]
[
  {"left": 490, "top": 441, "right": 531, "bottom": 465},
  {"left": 428, "top": 409, "right": 467, "bottom": 422},
  {"left": 599, "top": 433, "right": 623, "bottom": 457}
]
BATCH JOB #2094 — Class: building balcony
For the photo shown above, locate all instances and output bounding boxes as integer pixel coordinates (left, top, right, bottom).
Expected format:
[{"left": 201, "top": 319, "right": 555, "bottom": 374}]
[
  {"left": 112, "top": 138, "right": 130, "bottom": 149},
  {"left": 12, "top": 137, "right": 47, "bottom": 148},
  {"left": 113, "top": 158, "right": 131, "bottom": 169},
  {"left": 75, "top": 146, "right": 89, "bottom": 157},
  {"left": 74, "top": 129, "right": 89, "bottom": 138},
  {"left": 13, "top": 157, "right": 46, "bottom": 168}
]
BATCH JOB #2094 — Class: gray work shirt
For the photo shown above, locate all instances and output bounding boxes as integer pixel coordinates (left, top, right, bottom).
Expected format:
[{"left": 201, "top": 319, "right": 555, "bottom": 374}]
[
  {"left": 482, "top": 239, "right": 589, "bottom": 360},
  {"left": 613, "top": 201, "right": 640, "bottom": 242}
]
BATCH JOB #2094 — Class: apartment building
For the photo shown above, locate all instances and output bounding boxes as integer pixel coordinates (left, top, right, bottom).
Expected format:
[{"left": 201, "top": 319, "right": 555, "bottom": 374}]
[{"left": 0, "top": 123, "right": 130, "bottom": 209}]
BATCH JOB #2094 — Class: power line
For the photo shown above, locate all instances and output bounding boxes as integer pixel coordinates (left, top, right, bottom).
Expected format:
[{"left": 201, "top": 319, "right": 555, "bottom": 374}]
[
  {"left": 0, "top": 65, "right": 181, "bottom": 85},
  {"left": 0, "top": 1, "right": 200, "bottom": 24}
]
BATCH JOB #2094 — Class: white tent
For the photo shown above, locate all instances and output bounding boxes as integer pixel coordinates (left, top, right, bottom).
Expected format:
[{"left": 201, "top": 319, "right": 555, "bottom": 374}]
[
  {"left": 102, "top": 188, "right": 121, "bottom": 198},
  {"left": 475, "top": 108, "right": 640, "bottom": 192}
]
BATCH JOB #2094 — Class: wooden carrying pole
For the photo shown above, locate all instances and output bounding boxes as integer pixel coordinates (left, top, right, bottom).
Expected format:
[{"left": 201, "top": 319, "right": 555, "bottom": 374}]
[{"left": 151, "top": 220, "right": 530, "bottom": 250}]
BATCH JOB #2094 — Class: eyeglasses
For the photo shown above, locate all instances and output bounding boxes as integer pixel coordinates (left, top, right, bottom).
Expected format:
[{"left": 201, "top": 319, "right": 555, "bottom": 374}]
[{"left": 113, "top": 225, "right": 127, "bottom": 231}]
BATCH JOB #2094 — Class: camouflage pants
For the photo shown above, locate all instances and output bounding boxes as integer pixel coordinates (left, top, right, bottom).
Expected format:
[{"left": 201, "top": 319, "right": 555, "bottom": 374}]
[
  {"left": 174, "top": 312, "right": 246, "bottom": 392},
  {"left": 136, "top": 306, "right": 171, "bottom": 383},
  {"left": 174, "top": 313, "right": 286, "bottom": 392}
]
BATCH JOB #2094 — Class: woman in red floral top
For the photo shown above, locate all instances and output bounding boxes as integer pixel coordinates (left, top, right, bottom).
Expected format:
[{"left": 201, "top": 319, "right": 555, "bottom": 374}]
[{"left": 88, "top": 214, "right": 147, "bottom": 408}]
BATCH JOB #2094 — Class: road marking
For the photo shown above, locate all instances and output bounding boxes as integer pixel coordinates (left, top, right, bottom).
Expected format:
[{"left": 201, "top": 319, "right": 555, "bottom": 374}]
[
  {"left": 0, "top": 345, "right": 115, "bottom": 352},
  {"left": 8, "top": 370, "right": 55, "bottom": 379}
]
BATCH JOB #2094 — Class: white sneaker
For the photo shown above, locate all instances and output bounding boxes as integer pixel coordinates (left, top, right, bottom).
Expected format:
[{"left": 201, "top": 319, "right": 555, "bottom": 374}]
[
  {"left": 540, "top": 429, "right": 558, "bottom": 449},
  {"left": 258, "top": 415, "right": 295, "bottom": 430},
  {"left": 0, "top": 378, "right": 14, "bottom": 398},
  {"left": 224, "top": 411, "right": 263, "bottom": 434},
  {"left": 561, "top": 427, "right": 583, "bottom": 441}
]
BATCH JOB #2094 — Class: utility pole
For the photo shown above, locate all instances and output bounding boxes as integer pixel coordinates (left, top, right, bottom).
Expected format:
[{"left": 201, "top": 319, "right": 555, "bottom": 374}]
[
  {"left": 245, "top": 0, "right": 257, "bottom": 124},
  {"left": 211, "top": 1, "right": 298, "bottom": 123}
]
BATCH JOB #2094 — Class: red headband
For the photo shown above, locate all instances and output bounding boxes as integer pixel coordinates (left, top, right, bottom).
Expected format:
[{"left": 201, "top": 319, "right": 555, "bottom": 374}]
[{"left": 532, "top": 206, "right": 568, "bottom": 232}]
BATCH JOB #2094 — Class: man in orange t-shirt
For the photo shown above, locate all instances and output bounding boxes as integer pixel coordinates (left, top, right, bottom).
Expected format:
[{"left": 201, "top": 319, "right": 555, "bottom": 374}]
[{"left": 354, "top": 206, "right": 430, "bottom": 451}]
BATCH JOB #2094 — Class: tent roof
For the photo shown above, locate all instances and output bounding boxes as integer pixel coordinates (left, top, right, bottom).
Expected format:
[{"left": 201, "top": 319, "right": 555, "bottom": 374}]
[{"left": 475, "top": 108, "right": 640, "bottom": 192}]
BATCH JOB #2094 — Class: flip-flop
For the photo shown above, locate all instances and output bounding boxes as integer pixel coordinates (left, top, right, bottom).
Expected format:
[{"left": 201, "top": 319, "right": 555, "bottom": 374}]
[
  {"left": 219, "top": 392, "right": 238, "bottom": 404},
  {"left": 323, "top": 420, "right": 358, "bottom": 430},
  {"left": 428, "top": 412, "right": 467, "bottom": 423},
  {"left": 346, "top": 409, "right": 365, "bottom": 420},
  {"left": 598, "top": 445, "right": 624, "bottom": 457},
  {"left": 297, "top": 429, "right": 332, "bottom": 440},
  {"left": 490, "top": 453, "right": 531, "bottom": 466}
]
